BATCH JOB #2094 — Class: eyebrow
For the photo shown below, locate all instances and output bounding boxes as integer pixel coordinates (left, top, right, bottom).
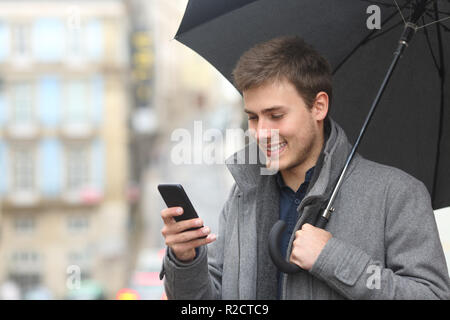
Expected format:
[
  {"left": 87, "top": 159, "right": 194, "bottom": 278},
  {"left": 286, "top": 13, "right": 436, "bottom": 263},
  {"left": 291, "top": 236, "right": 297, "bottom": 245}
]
[{"left": 244, "top": 106, "right": 286, "bottom": 114}]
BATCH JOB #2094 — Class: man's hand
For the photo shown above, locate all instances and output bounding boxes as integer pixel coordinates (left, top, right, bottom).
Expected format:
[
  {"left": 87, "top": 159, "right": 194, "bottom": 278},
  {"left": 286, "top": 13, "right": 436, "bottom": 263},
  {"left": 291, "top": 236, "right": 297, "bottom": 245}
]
[
  {"left": 161, "top": 207, "right": 216, "bottom": 262},
  {"left": 289, "top": 223, "right": 332, "bottom": 270}
]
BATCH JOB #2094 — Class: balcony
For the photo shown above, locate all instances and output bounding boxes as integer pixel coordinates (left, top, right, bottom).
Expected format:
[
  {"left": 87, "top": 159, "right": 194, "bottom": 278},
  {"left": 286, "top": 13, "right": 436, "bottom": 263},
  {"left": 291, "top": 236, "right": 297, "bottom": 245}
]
[
  {"left": 62, "top": 186, "right": 103, "bottom": 206},
  {"left": 5, "top": 190, "right": 41, "bottom": 208},
  {"left": 4, "top": 123, "right": 41, "bottom": 140},
  {"left": 59, "top": 123, "right": 96, "bottom": 140},
  {"left": 1, "top": 188, "right": 103, "bottom": 210}
]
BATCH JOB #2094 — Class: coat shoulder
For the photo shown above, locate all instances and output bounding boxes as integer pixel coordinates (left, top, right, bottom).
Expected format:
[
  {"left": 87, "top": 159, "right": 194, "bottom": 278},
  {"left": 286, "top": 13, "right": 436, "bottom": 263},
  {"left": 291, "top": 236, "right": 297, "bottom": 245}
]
[
  {"left": 352, "top": 156, "right": 428, "bottom": 194},
  {"left": 337, "top": 156, "right": 431, "bottom": 226}
]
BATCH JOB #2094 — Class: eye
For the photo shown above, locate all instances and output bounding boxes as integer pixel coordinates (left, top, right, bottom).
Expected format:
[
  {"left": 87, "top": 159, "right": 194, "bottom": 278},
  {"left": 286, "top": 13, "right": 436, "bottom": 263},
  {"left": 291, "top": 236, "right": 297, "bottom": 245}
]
[
  {"left": 248, "top": 115, "right": 258, "bottom": 121},
  {"left": 271, "top": 114, "right": 284, "bottom": 119}
]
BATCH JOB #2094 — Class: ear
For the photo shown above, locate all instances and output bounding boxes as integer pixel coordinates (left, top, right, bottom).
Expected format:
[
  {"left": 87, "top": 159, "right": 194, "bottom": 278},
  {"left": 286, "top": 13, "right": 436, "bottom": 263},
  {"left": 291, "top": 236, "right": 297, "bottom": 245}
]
[{"left": 311, "top": 91, "right": 329, "bottom": 121}]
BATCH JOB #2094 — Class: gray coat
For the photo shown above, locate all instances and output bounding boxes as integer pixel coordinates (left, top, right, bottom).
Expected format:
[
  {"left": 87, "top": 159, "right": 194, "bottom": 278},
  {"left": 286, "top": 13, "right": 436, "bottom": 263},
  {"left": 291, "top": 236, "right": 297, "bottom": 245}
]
[{"left": 162, "top": 118, "right": 450, "bottom": 299}]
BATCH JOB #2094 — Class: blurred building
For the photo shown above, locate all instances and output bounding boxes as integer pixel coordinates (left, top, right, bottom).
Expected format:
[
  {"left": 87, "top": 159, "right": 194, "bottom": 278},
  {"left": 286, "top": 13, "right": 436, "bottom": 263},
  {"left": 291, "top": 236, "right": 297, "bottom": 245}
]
[
  {"left": 113, "top": 2, "right": 244, "bottom": 300},
  {"left": 0, "top": 0, "right": 243, "bottom": 300},
  {"left": 131, "top": 0, "right": 242, "bottom": 250},
  {"left": 0, "top": 0, "right": 130, "bottom": 299}
]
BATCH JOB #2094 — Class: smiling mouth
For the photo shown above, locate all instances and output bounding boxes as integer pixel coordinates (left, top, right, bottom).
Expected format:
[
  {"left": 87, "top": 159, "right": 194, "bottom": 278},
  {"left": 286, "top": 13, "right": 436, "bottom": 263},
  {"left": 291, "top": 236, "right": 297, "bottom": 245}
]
[{"left": 264, "top": 142, "right": 287, "bottom": 157}]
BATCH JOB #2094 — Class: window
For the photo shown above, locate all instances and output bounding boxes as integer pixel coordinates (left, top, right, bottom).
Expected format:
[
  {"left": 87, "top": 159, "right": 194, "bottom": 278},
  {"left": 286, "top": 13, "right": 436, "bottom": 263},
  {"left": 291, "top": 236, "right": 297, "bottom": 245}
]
[
  {"left": 66, "top": 144, "right": 90, "bottom": 192},
  {"left": 14, "top": 215, "right": 36, "bottom": 234},
  {"left": 67, "top": 249, "right": 92, "bottom": 273},
  {"left": 12, "top": 81, "right": 33, "bottom": 124},
  {"left": 65, "top": 80, "right": 89, "bottom": 124},
  {"left": 38, "top": 76, "right": 61, "bottom": 127},
  {"left": 0, "top": 22, "right": 10, "bottom": 61},
  {"left": 8, "top": 273, "right": 41, "bottom": 294},
  {"left": 67, "top": 27, "right": 83, "bottom": 59},
  {"left": 9, "top": 250, "right": 41, "bottom": 293},
  {"left": 32, "top": 19, "right": 64, "bottom": 62},
  {"left": 66, "top": 19, "right": 104, "bottom": 63},
  {"left": 12, "top": 23, "right": 30, "bottom": 58},
  {"left": 12, "top": 145, "right": 35, "bottom": 193},
  {"left": 11, "top": 251, "right": 39, "bottom": 265},
  {"left": 85, "top": 19, "right": 103, "bottom": 61},
  {"left": 67, "top": 215, "right": 89, "bottom": 233}
]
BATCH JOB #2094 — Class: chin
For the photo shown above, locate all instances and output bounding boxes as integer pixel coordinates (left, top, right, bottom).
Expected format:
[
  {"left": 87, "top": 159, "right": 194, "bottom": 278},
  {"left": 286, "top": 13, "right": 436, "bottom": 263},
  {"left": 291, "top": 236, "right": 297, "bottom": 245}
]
[
  {"left": 267, "top": 157, "right": 288, "bottom": 172},
  {"left": 278, "top": 155, "right": 304, "bottom": 172}
]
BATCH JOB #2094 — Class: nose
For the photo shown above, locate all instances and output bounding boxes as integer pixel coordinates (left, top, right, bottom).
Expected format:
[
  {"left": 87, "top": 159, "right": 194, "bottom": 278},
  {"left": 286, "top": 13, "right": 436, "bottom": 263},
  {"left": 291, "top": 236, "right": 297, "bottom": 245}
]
[
  {"left": 253, "top": 118, "right": 268, "bottom": 141},
  {"left": 254, "top": 120, "right": 279, "bottom": 145}
]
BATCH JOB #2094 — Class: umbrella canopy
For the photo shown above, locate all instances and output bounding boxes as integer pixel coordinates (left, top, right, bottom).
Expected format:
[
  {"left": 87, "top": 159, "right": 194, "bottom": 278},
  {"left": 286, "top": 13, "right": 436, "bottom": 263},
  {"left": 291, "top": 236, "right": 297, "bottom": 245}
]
[{"left": 175, "top": 0, "right": 450, "bottom": 210}]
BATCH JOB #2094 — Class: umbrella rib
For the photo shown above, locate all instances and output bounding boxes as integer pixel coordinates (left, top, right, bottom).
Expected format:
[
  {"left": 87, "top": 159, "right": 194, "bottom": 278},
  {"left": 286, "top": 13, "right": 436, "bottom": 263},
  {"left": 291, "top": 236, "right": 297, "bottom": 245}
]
[
  {"left": 416, "top": 14, "right": 450, "bottom": 29},
  {"left": 175, "top": 0, "right": 261, "bottom": 38},
  {"left": 365, "top": 19, "right": 405, "bottom": 42},
  {"left": 423, "top": 10, "right": 450, "bottom": 31},
  {"left": 360, "top": 0, "right": 449, "bottom": 15},
  {"left": 431, "top": 0, "right": 446, "bottom": 206},
  {"left": 360, "top": 0, "right": 410, "bottom": 9},
  {"left": 422, "top": 16, "right": 441, "bottom": 72},
  {"left": 393, "top": 0, "right": 408, "bottom": 24},
  {"left": 333, "top": 0, "right": 448, "bottom": 74},
  {"left": 401, "top": 0, "right": 450, "bottom": 29},
  {"left": 332, "top": 6, "right": 407, "bottom": 74}
]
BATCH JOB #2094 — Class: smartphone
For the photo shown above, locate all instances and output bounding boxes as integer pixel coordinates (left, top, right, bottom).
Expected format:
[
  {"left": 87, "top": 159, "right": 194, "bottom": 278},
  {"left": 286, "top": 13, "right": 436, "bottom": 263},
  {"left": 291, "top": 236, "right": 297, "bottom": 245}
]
[{"left": 157, "top": 184, "right": 205, "bottom": 235}]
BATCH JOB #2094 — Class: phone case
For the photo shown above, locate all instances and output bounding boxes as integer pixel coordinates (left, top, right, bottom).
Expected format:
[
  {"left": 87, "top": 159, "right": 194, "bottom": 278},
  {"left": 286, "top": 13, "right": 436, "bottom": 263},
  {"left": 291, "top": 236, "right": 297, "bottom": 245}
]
[{"left": 157, "top": 184, "right": 200, "bottom": 222}]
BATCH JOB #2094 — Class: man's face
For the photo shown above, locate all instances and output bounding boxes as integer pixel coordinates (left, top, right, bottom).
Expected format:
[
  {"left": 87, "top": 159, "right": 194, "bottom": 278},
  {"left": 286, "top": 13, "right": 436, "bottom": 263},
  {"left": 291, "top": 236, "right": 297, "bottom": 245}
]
[{"left": 243, "top": 79, "right": 325, "bottom": 173}]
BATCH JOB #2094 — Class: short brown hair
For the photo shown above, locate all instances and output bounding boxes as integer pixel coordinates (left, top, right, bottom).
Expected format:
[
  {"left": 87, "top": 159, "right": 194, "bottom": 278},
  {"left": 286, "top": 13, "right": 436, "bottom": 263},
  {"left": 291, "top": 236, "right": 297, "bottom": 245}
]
[{"left": 232, "top": 36, "right": 332, "bottom": 109}]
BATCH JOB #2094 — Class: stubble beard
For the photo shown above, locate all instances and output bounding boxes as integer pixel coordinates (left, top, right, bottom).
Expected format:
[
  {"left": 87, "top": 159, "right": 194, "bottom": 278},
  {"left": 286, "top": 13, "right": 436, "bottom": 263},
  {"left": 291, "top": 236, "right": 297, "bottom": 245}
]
[{"left": 280, "top": 131, "right": 318, "bottom": 174}]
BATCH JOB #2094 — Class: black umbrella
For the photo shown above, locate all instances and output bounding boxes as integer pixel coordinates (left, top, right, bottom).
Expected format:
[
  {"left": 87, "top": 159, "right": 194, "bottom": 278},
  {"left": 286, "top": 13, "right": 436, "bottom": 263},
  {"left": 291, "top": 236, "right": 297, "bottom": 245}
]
[{"left": 175, "top": 0, "right": 450, "bottom": 273}]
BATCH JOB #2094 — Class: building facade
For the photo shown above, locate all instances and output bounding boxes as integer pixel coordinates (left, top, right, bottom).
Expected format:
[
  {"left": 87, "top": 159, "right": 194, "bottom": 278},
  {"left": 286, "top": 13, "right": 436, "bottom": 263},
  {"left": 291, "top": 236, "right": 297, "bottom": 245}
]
[{"left": 0, "top": 0, "right": 130, "bottom": 299}]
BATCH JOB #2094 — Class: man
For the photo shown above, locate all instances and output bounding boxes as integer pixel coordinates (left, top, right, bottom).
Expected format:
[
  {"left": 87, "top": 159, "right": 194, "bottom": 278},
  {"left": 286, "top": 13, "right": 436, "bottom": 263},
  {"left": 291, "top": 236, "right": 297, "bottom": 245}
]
[{"left": 160, "top": 36, "right": 450, "bottom": 299}]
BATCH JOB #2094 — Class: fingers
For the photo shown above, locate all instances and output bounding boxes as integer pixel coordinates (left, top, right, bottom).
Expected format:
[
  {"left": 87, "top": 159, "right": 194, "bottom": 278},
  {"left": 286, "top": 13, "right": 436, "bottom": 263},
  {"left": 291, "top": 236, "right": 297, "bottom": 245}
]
[
  {"left": 161, "top": 216, "right": 204, "bottom": 237},
  {"left": 168, "top": 231, "right": 216, "bottom": 251},
  {"left": 161, "top": 206, "right": 184, "bottom": 225},
  {"left": 293, "top": 223, "right": 314, "bottom": 238},
  {"left": 301, "top": 223, "right": 314, "bottom": 230},
  {"left": 160, "top": 206, "right": 215, "bottom": 243},
  {"left": 290, "top": 232, "right": 304, "bottom": 267},
  {"left": 160, "top": 206, "right": 216, "bottom": 261},
  {"left": 164, "top": 225, "right": 210, "bottom": 246},
  {"left": 165, "top": 227, "right": 216, "bottom": 262}
]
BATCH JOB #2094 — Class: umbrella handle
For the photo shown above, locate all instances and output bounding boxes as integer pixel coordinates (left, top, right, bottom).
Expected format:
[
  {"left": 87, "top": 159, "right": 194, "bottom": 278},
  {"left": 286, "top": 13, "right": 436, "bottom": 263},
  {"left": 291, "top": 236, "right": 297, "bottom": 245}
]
[
  {"left": 269, "top": 212, "right": 330, "bottom": 273},
  {"left": 268, "top": 220, "right": 302, "bottom": 274},
  {"left": 315, "top": 215, "right": 329, "bottom": 229}
]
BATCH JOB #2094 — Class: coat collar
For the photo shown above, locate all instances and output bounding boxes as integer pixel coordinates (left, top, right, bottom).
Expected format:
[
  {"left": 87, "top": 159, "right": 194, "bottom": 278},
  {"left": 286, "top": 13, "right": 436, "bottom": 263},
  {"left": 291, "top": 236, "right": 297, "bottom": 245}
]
[{"left": 225, "top": 117, "right": 355, "bottom": 201}]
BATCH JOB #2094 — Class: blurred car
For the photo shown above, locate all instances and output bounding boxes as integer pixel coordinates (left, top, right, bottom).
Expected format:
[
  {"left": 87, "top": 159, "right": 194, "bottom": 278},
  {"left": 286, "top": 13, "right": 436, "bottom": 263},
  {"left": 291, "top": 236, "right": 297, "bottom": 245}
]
[
  {"left": 125, "top": 248, "right": 166, "bottom": 300},
  {"left": 24, "top": 285, "right": 53, "bottom": 300},
  {"left": 66, "top": 280, "right": 105, "bottom": 300}
]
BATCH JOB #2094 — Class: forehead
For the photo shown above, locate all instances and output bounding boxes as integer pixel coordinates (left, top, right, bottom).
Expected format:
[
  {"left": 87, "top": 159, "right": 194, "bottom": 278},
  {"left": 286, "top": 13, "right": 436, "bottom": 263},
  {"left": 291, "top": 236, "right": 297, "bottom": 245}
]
[{"left": 242, "top": 80, "right": 307, "bottom": 113}]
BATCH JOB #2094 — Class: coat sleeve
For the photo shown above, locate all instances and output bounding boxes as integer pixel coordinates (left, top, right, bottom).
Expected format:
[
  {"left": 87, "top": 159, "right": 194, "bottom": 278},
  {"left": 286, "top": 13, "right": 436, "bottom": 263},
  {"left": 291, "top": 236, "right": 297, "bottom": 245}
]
[
  {"left": 310, "top": 177, "right": 450, "bottom": 300},
  {"left": 162, "top": 183, "right": 238, "bottom": 300}
]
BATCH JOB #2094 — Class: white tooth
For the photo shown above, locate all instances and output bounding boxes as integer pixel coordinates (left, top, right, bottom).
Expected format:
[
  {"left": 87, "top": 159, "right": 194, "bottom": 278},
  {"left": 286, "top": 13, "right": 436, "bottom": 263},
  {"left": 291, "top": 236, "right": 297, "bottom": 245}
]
[{"left": 269, "top": 142, "right": 286, "bottom": 152}]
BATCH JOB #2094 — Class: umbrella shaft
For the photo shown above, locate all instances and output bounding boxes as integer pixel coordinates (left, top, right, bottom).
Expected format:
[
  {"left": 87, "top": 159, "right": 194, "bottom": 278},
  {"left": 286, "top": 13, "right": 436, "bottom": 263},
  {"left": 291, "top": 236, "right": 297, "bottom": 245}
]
[{"left": 320, "top": 24, "right": 418, "bottom": 223}]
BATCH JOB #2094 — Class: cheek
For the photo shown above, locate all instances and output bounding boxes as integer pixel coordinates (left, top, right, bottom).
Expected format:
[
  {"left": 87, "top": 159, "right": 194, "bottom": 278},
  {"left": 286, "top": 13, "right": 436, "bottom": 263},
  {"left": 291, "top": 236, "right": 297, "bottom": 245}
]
[
  {"left": 281, "top": 122, "right": 306, "bottom": 143},
  {"left": 277, "top": 119, "right": 297, "bottom": 137},
  {"left": 247, "top": 122, "right": 258, "bottom": 138},
  {"left": 283, "top": 125, "right": 316, "bottom": 153}
]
